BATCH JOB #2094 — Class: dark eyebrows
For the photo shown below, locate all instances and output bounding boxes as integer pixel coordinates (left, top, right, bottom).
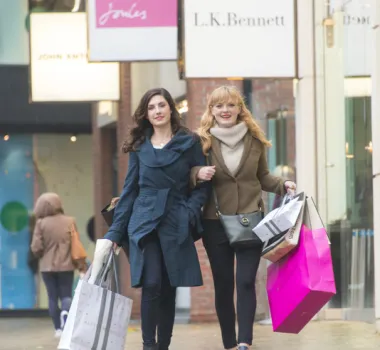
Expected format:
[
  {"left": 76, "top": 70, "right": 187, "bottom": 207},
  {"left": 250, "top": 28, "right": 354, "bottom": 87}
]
[{"left": 148, "top": 101, "right": 167, "bottom": 108}]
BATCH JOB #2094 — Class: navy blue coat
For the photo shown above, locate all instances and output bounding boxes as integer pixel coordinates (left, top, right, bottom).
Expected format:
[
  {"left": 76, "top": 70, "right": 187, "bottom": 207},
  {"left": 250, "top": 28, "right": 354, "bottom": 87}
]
[{"left": 104, "top": 130, "right": 209, "bottom": 288}]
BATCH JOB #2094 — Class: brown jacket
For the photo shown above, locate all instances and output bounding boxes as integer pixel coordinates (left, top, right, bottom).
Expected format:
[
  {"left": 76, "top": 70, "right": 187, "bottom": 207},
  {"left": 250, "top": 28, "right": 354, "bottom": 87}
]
[
  {"left": 31, "top": 193, "right": 76, "bottom": 272},
  {"left": 31, "top": 215, "right": 76, "bottom": 272},
  {"left": 191, "top": 133, "right": 286, "bottom": 220}
]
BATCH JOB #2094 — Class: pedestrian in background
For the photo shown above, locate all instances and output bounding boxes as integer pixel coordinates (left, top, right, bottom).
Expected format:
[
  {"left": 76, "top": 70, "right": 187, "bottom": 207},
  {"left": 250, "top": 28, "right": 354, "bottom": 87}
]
[
  {"left": 31, "top": 192, "right": 86, "bottom": 338},
  {"left": 102, "top": 88, "right": 209, "bottom": 350},
  {"left": 192, "top": 86, "right": 296, "bottom": 350}
]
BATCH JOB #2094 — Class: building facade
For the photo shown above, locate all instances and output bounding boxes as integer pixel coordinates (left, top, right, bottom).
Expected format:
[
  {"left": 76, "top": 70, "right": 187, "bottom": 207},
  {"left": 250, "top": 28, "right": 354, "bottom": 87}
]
[
  {"left": 1, "top": 0, "right": 380, "bottom": 330},
  {"left": 295, "top": 0, "right": 378, "bottom": 324}
]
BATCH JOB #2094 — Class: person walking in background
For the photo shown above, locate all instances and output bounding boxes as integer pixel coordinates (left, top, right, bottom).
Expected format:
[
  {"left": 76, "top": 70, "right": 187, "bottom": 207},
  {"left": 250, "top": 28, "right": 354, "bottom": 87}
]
[
  {"left": 101, "top": 88, "right": 209, "bottom": 350},
  {"left": 31, "top": 192, "right": 86, "bottom": 339},
  {"left": 192, "top": 86, "right": 296, "bottom": 350}
]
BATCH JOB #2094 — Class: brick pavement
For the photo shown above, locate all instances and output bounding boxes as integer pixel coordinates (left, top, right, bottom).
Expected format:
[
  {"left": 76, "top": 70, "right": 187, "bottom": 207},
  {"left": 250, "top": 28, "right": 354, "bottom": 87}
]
[{"left": 0, "top": 318, "right": 379, "bottom": 350}]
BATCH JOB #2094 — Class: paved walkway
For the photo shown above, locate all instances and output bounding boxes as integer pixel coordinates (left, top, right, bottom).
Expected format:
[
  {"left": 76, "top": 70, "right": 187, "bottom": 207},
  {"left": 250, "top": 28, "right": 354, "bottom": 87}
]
[{"left": 0, "top": 318, "right": 379, "bottom": 350}]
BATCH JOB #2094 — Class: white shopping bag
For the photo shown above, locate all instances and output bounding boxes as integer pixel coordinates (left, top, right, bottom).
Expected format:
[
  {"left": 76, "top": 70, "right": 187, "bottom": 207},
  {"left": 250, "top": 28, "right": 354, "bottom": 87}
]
[
  {"left": 58, "top": 252, "right": 132, "bottom": 350},
  {"left": 252, "top": 192, "right": 305, "bottom": 242},
  {"left": 261, "top": 192, "right": 306, "bottom": 262}
]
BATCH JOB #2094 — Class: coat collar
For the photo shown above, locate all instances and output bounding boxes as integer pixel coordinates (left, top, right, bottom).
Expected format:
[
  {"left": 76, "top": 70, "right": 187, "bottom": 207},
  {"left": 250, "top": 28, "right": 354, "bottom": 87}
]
[
  {"left": 139, "top": 129, "right": 197, "bottom": 168},
  {"left": 211, "top": 133, "right": 253, "bottom": 178}
]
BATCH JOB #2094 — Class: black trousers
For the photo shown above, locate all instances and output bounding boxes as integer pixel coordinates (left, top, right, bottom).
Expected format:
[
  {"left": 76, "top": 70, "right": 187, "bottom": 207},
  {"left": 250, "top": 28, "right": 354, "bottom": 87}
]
[
  {"left": 41, "top": 271, "right": 73, "bottom": 330},
  {"left": 141, "top": 233, "right": 177, "bottom": 349},
  {"left": 202, "top": 220, "right": 262, "bottom": 349}
]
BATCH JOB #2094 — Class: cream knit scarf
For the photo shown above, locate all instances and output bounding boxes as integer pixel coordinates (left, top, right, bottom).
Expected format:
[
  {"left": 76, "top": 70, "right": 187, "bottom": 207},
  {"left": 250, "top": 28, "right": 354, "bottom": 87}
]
[{"left": 210, "top": 122, "right": 248, "bottom": 176}]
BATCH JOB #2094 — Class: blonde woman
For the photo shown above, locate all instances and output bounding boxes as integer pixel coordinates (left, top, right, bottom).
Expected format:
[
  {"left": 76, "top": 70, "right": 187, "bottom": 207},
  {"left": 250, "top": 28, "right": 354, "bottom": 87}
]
[{"left": 192, "top": 86, "right": 296, "bottom": 350}]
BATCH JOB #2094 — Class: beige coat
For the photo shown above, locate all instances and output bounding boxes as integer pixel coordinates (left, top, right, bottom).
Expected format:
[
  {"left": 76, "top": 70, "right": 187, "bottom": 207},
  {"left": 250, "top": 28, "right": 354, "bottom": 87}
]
[
  {"left": 31, "top": 193, "right": 76, "bottom": 272},
  {"left": 192, "top": 133, "right": 286, "bottom": 219}
]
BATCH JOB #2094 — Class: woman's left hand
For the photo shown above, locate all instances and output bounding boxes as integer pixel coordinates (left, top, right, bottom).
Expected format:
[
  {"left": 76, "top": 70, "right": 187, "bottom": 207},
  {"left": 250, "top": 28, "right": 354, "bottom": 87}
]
[
  {"left": 197, "top": 166, "right": 216, "bottom": 181},
  {"left": 284, "top": 181, "right": 297, "bottom": 197}
]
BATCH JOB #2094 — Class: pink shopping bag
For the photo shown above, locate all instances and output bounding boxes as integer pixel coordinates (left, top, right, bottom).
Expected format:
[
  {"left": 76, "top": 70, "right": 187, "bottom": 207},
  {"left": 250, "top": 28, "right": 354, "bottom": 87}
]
[{"left": 266, "top": 197, "right": 336, "bottom": 334}]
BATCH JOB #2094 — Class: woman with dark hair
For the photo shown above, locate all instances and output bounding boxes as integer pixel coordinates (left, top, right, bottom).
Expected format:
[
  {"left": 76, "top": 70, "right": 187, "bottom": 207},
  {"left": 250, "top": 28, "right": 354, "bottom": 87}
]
[{"left": 102, "top": 88, "right": 209, "bottom": 350}]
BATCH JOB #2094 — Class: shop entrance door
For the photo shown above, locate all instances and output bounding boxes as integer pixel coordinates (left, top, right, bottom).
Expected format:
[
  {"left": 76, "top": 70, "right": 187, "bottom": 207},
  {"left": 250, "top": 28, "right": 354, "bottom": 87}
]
[{"left": 322, "top": 3, "right": 375, "bottom": 321}]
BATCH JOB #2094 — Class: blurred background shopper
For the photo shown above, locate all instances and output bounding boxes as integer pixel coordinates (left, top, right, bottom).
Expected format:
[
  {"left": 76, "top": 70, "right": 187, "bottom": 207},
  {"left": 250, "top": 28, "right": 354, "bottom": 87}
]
[{"left": 31, "top": 192, "right": 85, "bottom": 338}]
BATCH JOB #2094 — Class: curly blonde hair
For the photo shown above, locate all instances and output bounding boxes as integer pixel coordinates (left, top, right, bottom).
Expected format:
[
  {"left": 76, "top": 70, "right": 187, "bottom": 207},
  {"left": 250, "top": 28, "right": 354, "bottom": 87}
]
[{"left": 197, "top": 85, "right": 271, "bottom": 154}]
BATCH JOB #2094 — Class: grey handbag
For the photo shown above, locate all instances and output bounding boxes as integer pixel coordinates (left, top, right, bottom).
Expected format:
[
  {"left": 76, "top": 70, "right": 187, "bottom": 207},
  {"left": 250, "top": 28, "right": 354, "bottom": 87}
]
[{"left": 208, "top": 155, "right": 263, "bottom": 248}]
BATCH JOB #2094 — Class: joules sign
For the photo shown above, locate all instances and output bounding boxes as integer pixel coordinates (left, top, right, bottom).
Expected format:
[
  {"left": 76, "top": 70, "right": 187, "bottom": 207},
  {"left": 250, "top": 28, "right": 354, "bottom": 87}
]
[
  {"left": 88, "top": 0, "right": 178, "bottom": 61},
  {"left": 95, "top": 0, "right": 176, "bottom": 28}
]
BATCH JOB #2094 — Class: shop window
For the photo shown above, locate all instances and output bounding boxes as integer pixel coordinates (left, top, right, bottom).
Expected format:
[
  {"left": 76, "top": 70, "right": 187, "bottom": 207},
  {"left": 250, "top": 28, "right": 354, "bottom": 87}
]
[{"left": 267, "top": 108, "right": 296, "bottom": 210}]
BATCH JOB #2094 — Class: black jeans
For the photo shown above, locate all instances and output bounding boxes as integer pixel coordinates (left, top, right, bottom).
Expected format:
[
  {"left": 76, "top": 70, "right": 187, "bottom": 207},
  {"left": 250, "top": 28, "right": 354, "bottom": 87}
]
[
  {"left": 141, "top": 233, "right": 177, "bottom": 349},
  {"left": 202, "top": 220, "right": 262, "bottom": 349},
  {"left": 42, "top": 271, "right": 74, "bottom": 330}
]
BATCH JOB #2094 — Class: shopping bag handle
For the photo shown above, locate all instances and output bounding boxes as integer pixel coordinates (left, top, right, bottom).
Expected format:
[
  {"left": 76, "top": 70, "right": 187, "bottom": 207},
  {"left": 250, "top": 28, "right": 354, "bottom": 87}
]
[
  {"left": 95, "top": 249, "right": 120, "bottom": 293},
  {"left": 112, "top": 251, "right": 120, "bottom": 293},
  {"left": 271, "top": 193, "right": 294, "bottom": 220},
  {"left": 281, "top": 193, "right": 293, "bottom": 206}
]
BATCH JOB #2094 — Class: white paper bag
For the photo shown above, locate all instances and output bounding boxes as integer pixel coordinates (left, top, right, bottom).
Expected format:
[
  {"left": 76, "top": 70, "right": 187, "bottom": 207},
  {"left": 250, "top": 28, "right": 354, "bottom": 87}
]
[
  {"left": 58, "top": 253, "right": 132, "bottom": 350},
  {"left": 58, "top": 279, "right": 83, "bottom": 350},
  {"left": 261, "top": 192, "right": 306, "bottom": 262},
  {"left": 252, "top": 193, "right": 305, "bottom": 242}
]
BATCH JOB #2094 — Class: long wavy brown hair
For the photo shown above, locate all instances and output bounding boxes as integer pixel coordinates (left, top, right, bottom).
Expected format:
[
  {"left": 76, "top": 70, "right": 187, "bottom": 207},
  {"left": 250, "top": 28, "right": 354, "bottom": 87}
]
[
  {"left": 122, "top": 88, "right": 187, "bottom": 153},
  {"left": 197, "top": 85, "right": 271, "bottom": 154}
]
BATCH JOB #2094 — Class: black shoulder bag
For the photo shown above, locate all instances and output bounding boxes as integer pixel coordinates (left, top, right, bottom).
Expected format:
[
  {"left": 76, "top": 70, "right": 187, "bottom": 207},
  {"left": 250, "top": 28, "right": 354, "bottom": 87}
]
[{"left": 208, "top": 154, "right": 264, "bottom": 248}]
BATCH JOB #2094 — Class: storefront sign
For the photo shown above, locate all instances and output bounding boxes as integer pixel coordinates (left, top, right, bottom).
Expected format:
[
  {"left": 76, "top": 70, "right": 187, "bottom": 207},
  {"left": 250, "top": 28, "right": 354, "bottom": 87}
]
[
  {"left": 87, "top": 0, "right": 177, "bottom": 61},
  {"left": 30, "top": 13, "right": 120, "bottom": 102},
  {"left": 183, "top": 0, "right": 296, "bottom": 78},
  {"left": 0, "top": 1, "right": 29, "bottom": 65},
  {"left": 330, "top": 0, "right": 374, "bottom": 77}
]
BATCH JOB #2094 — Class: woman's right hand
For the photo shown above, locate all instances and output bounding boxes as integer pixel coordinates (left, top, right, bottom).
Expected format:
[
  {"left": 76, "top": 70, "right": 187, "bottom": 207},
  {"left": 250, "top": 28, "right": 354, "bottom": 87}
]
[
  {"left": 112, "top": 242, "right": 122, "bottom": 255},
  {"left": 110, "top": 197, "right": 120, "bottom": 208},
  {"left": 197, "top": 166, "right": 216, "bottom": 181},
  {"left": 89, "top": 239, "right": 117, "bottom": 284}
]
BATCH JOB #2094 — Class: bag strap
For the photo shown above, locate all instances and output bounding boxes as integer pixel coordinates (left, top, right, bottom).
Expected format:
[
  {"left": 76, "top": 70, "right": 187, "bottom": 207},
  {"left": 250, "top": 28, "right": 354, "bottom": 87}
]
[
  {"left": 91, "top": 251, "right": 119, "bottom": 350},
  {"left": 69, "top": 220, "right": 77, "bottom": 240},
  {"left": 112, "top": 252, "right": 120, "bottom": 293},
  {"left": 96, "top": 250, "right": 120, "bottom": 294},
  {"left": 207, "top": 153, "right": 222, "bottom": 217}
]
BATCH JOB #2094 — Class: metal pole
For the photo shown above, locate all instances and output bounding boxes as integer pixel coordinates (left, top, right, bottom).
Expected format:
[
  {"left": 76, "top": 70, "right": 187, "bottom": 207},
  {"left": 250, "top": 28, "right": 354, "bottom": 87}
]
[
  {"left": 350, "top": 230, "right": 358, "bottom": 308},
  {"left": 371, "top": 0, "right": 380, "bottom": 332}
]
